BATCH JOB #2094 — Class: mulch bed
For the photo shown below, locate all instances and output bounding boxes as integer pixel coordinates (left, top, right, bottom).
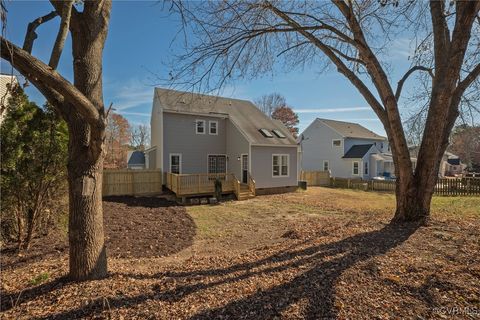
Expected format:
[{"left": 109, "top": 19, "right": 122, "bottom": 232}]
[
  {"left": 1, "top": 196, "right": 196, "bottom": 269},
  {"left": 102, "top": 196, "right": 195, "bottom": 259}
]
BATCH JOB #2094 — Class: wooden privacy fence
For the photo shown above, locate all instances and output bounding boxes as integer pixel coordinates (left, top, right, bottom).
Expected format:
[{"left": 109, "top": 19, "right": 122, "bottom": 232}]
[
  {"left": 103, "top": 169, "right": 163, "bottom": 196},
  {"left": 300, "top": 170, "right": 330, "bottom": 186},
  {"left": 329, "top": 177, "right": 480, "bottom": 196}
]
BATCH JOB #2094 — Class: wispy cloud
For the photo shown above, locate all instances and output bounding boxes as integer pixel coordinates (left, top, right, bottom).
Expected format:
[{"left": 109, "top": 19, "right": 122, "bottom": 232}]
[
  {"left": 390, "top": 38, "right": 413, "bottom": 60},
  {"left": 294, "top": 107, "right": 370, "bottom": 113},
  {"left": 117, "top": 111, "right": 151, "bottom": 117},
  {"left": 105, "top": 78, "right": 154, "bottom": 111},
  {"left": 343, "top": 118, "right": 380, "bottom": 122}
]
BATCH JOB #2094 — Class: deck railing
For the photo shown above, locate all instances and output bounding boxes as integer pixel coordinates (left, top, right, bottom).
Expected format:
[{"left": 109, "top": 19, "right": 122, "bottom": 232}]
[
  {"left": 248, "top": 173, "right": 256, "bottom": 196},
  {"left": 166, "top": 172, "right": 239, "bottom": 197}
]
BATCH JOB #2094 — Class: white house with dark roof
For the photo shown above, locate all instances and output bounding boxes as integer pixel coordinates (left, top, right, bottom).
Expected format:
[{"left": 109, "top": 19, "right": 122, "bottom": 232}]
[
  {"left": 299, "top": 118, "right": 414, "bottom": 179},
  {"left": 146, "top": 88, "right": 299, "bottom": 197},
  {"left": 409, "top": 148, "right": 466, "bottom": 177}
]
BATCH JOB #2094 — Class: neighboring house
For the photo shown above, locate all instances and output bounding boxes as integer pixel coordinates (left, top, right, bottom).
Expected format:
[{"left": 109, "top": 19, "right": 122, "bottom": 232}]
[
  {"left": 442, "top": 152, "right": 467, "bottom": 177},
  {"left": 147, "top": 88, "right": 299, "bottom": 195},
  {"left": 0, "top": 74, "right": 18, "bottom": 124},
  {"left": 300, "top": 118, "right": 415, "bottom": 179},
  {"left": 127, "top": 150, "right": 146, "bottom": 169},
  {"left": 409, "top": 148, "right": 467, "bottom": 177}
]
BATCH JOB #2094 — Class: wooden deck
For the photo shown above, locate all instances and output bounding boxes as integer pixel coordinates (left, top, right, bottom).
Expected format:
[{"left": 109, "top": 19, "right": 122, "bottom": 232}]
[{"left": 165, "top": 172, "right": 238, "bottom": 197}]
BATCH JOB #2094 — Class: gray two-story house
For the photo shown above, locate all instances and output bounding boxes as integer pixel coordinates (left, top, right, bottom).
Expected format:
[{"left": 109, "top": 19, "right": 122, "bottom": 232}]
[
  {"left": 300, "top": 118, "right": 402, "bottom": 179},
  {"left": 146, "top": 88, "right": 299, "bottom": 197}
]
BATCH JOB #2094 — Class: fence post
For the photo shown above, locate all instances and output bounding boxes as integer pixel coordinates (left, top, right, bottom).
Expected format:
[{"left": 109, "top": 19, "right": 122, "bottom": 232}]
[{"left": 130, "top": 171, "right": 135, "bottom": 195}]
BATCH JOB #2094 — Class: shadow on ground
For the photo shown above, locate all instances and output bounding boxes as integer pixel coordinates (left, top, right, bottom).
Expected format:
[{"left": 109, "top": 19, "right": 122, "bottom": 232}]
[{"left": 6, "top": 222, "right": 420, "bottom": 319}]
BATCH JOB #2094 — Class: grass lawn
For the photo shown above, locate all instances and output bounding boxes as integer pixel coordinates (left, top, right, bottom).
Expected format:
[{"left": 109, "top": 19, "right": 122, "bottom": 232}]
[{"left": 1, "top": 187, "right": 479, "bottom": 319}]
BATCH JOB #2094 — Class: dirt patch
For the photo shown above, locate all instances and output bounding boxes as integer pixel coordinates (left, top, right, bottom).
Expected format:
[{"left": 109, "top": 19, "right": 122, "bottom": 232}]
[
  {"left": 1, "top": 196, "right": 196, "bottom": 268},
  {"left": 103, "top": 196, "right": 195, "bottom": 259}
]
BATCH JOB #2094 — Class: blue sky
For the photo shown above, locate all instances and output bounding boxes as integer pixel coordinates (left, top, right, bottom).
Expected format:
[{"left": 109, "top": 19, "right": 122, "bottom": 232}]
[{"left": 1, "top": 1, "right": 418, "bottom": 135}]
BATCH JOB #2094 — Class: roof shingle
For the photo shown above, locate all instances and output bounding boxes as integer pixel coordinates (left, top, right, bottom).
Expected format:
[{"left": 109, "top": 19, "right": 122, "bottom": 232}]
[
  {"left": 318, "top": 118, "right": 385, "bottom": 140},
  {"left": 342, "top": 144, "right": 374, "bottom": 159},
  {"left": 154, "top": 88, "right": 297, "bottom": 146}
]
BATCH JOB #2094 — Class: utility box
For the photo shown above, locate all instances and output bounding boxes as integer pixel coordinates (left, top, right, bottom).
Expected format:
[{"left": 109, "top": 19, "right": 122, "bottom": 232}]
[{"left": 298, "top": 180, "right": 307, "bottom": 190}]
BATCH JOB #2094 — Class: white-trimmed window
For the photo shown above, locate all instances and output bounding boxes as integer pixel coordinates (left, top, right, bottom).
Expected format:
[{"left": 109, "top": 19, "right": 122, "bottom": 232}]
[
  {"left": 209, "top": 121, "right": 218, "bottom": 135},
  {"left": 332, "top": 139, "right": 342, "bottom": 147},
  {"left": 170, "top": 153, "right": 182, "bottom": 174},
  {"left": 323, "top": 160, "right": 329, "bottom": 171},
  {"left": 364, "top": 161, "right": 369, "bottom": 175},
  {"left": 208, "top": 155, "right": 227, "bottom": 174},
  {"left": 273, "top": 154, "right": 289, "bottom": 177},
  {"left": 353, "top": 161, "right": 359, "bottom": 175},
  {"left": 196, "top": 119, "right": 206, "bottom": 134}
]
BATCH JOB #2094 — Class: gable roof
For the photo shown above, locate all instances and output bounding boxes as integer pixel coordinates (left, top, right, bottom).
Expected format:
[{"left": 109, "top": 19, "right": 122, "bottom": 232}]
[
  {"left": 128, "top": 151, "right": 145, "bottom": 166},
  {"left": 343, "top": 144, "right": 374, "bottom": 159},
  {"left": 447, "top": 158, "right": 460, "bottom": 165},
  {"left": 154, "top": 88, "right": 297, "bottom": 146},
  {"left": 317, "top": 118, "right": 386, "bottom": 140}
]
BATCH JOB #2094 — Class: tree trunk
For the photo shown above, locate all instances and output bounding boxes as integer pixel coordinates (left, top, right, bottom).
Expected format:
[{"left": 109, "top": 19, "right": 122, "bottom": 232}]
[
  {"left": 392, "top": 177, "right": 432, "bottom": 224},
  {"left": 66, "top": 2, "right": 111, "bottom": 280},
  {"left": 67, "top": 112, "right": 107, "bottom": 280}
]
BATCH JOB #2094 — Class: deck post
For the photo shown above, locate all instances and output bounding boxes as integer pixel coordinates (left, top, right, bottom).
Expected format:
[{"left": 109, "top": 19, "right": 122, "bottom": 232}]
[{"left": 176, "top": 174, "right": 180, "bottom": 195}]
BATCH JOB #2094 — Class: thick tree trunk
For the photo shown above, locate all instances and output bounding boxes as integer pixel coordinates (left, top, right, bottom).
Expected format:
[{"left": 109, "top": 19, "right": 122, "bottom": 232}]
[
  {"left": 392, "top": 176, "right": 432, "bottom": 224},
  {"left": 67, "top": 113, "right": 107, "bottom": 280},
  {"left": 65, "top": 2, "right": 111, "bottom": 280}
]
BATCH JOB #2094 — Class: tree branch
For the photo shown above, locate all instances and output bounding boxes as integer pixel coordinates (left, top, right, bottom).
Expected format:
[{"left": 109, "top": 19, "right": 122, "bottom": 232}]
[
  {"left": 49, "top": 0, "right": 74, "bottom": 69},
  {"left": 22, "top": 11, "right": 58, "bottom": 53},
  {"left": 395, "top": 66, "right": 434, "bottom": 101},
  {"left": 429, "top": 0, "right": 450, "bottom": 70},
  {"left": 1, "top": 36, "right": 100, "bottom": 124},
  {"left": 325, "top": 44, "right": 364, "bottom": 65},
  {"left": 453, "top": 63, "right": 480, "bottom": 104},
  {"left": 264, "top": 2, "right": 387, "bottom": 124}
]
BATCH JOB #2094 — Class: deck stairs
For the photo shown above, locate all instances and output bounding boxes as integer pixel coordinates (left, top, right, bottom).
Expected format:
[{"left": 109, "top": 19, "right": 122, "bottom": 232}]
[{"left": 237, "top": 183, "right": 255, "bottom": 201}]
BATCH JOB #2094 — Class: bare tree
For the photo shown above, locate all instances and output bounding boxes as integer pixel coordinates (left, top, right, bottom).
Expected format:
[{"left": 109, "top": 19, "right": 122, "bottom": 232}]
[
  {"left": 254, "top": 92, "right": 286, "bottom": 117},
  {"left": 104, "top": 112, "right": 131, "bottom": 169},
  {"left": 170, "top": 0, "right": 480, "bottom": 224},
  {"left": 1, "top": 1, "right": 111, "bottom": 280},
  {"left": 130, "top": 123, "right": 150, "bottom": 150}
]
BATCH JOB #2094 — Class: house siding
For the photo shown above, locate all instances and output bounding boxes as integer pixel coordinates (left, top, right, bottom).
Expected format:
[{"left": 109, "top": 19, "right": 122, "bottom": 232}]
[
  {"left": 163, "top": 112, "right": 227, "bottom": 174},
  {"left": 226, "top": 120, "right": 249, "bottom": 180},
  {"left": 300, "top": 119, "right": 344, "bottom": 172},
  {"left": 300, "top": 120, "right": 386, "bottom": 179},
  {"left": 150, "top": 91, "right": 162, "bottom": 169},
  {"left": 301, "top": 120, "right": 357, "bottom": 178},
  {"left": 251, "top": 146, "right": 298, "bottom": 189},
  {"left": 146, "top": 148, "right": 156, "bottom": 169}
]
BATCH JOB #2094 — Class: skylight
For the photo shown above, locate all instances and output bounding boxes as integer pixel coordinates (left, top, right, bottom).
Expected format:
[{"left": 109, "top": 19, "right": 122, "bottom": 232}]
[
  {"left": 272, "top": 129, "right": 286, "bottom": 138},
  {"left": 259, "top": 128, "right": 274, "bottom": 138}
]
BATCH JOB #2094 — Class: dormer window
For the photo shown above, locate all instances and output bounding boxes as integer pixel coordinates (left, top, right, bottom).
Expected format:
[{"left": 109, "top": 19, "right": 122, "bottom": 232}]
[
  {"left": 272, "top": 129, "right": 286, "bottom": 138},
  {"left": 259, "top": 128, "right": 274, "bottom": 138},
  {"left": 196, "top": 119, "right": 206, "bottom": 134}
]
